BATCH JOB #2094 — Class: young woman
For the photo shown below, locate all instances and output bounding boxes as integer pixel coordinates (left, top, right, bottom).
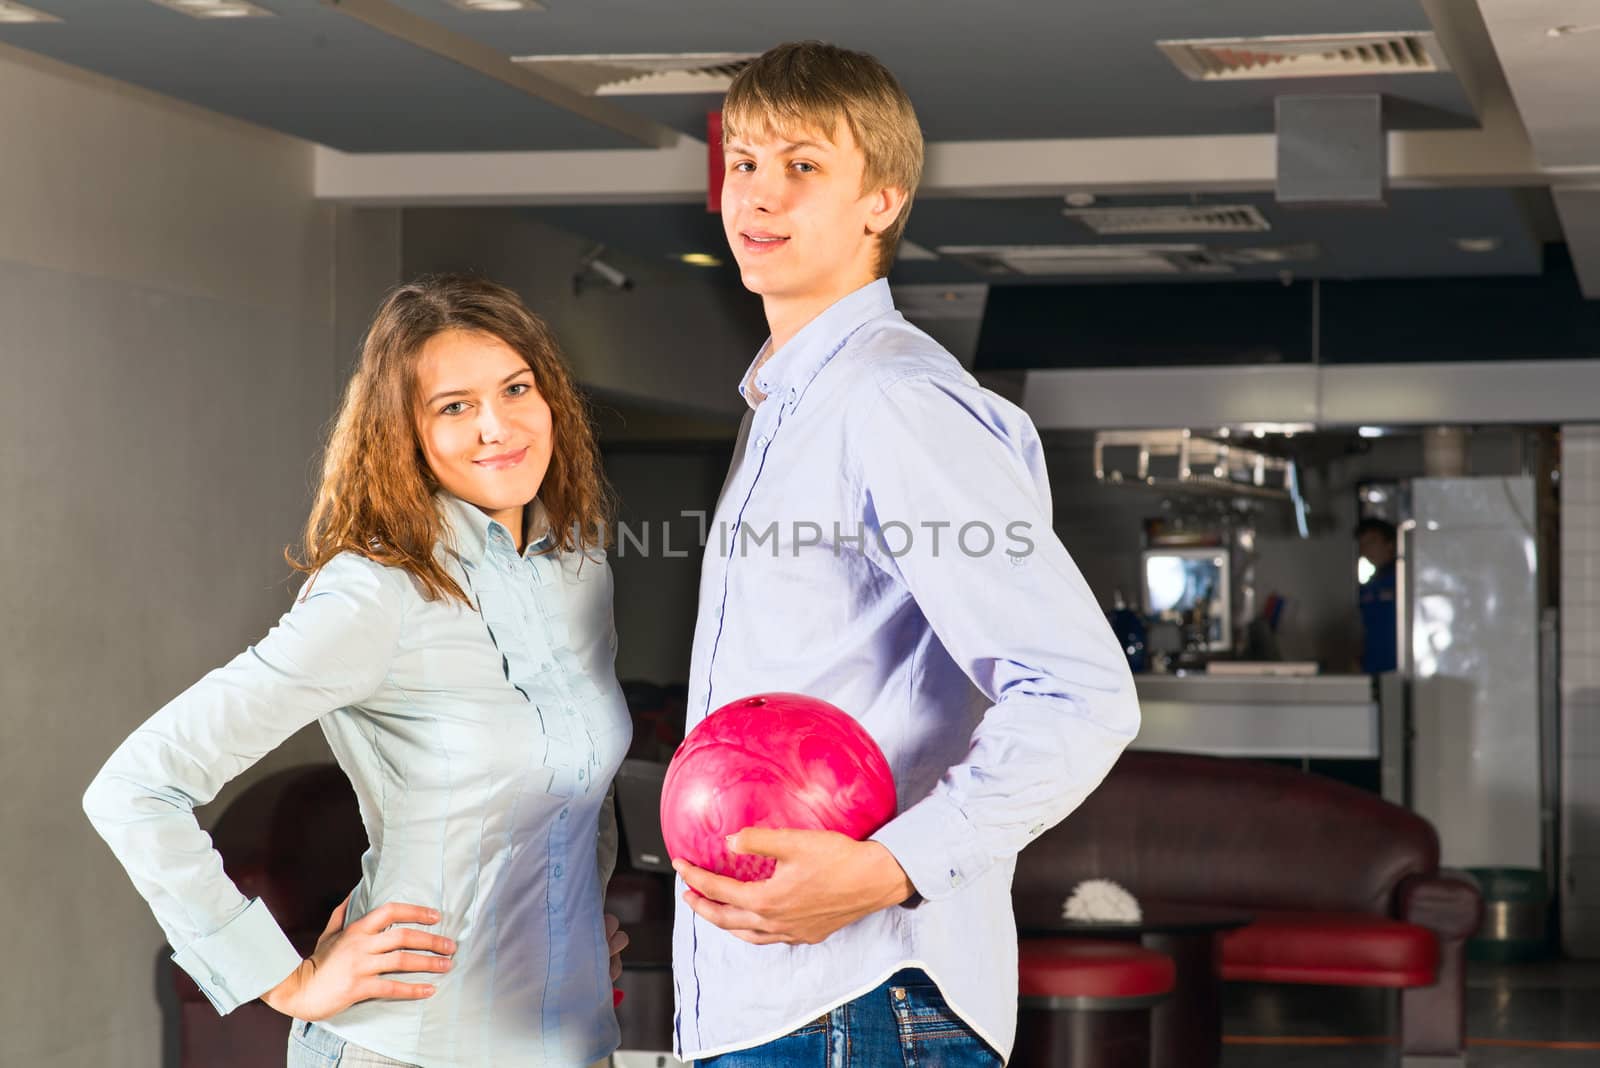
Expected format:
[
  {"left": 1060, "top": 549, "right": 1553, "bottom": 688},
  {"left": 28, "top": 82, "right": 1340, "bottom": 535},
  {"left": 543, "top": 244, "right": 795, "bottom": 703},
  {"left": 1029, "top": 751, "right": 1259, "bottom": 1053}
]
[{"left": 84, "top": 276, "right": 632, "bottom": 1068}]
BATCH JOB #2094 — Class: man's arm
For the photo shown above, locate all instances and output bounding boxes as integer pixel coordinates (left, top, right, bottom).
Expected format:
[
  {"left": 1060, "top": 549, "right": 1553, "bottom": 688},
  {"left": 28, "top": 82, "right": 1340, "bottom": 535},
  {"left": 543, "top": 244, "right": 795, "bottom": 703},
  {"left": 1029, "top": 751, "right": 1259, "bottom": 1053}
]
[
  {"left": 857, "top": 371, "right": 1139, "bottom": 900},
  {"left": 677, "top": 369, "right": 1138, "bottom": 941}
]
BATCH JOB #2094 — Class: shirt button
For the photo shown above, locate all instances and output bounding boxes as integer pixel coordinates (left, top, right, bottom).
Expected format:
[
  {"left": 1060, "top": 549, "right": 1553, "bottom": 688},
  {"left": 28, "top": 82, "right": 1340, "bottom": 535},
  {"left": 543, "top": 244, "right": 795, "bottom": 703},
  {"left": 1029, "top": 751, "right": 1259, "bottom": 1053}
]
[
  {"left": 559, "top": 809, "right": 568, "bottom": 821},
  {"left": 578, "top": 769, "right": 586, "bottom": 781},
  {"left": 553, "top": 865, "right": 564, "bottom": 879},
  {"left": 756, "top": 435, "right": 769, "bottom": 449},
  {"left": 892, "top": 987, "right": 906, "bottom": 1001}
]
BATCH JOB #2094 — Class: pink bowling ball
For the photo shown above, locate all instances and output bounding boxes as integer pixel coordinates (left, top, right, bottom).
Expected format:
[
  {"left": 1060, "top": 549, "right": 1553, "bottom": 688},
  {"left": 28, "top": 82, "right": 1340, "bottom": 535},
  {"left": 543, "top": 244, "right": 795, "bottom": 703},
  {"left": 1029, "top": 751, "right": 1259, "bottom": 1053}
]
[{"left": 660, "top": 693, "right": 898, "bottom": 882}]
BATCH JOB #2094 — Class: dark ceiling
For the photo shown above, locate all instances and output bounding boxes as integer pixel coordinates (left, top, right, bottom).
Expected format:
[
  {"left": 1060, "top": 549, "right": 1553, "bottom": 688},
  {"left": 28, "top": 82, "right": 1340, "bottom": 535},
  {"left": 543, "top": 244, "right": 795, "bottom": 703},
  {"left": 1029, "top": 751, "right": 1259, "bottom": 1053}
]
[
  {"left": 0, "top": 0, "right": 1559, "bottom": 287},
  {"left": 3, "top": 0, "right": 1472, "bottom": 150}
]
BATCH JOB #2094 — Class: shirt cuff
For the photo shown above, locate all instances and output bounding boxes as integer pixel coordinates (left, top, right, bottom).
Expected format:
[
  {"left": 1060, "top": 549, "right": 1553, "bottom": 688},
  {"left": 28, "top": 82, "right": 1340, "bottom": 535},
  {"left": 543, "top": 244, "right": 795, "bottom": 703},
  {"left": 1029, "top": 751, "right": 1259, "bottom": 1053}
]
[
  {"left": 869, "top": 791, "right": 990, "bottom": 904},
  {"left": 169, "top": 897, "right": 302, "bottom": 1015}
]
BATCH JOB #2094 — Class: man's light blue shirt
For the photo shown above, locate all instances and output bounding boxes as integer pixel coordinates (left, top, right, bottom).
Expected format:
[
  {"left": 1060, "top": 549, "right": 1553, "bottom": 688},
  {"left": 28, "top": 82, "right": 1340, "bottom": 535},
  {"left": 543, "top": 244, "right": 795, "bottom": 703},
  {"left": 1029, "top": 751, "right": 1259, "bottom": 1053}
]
[
  {"left": 85, "top": 494, "right": 631, "bottom": 1068},
  {"left": 673, "top": 279, "right": 1141, "bottom": 1060}
]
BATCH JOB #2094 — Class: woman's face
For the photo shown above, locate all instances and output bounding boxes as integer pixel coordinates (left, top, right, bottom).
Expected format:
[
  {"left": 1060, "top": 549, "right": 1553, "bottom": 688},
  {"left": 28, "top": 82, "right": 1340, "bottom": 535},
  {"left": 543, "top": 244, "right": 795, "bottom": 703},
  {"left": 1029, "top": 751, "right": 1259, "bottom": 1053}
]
[{"left": 414, "top": 328, "right": 553, "bottom": 542}]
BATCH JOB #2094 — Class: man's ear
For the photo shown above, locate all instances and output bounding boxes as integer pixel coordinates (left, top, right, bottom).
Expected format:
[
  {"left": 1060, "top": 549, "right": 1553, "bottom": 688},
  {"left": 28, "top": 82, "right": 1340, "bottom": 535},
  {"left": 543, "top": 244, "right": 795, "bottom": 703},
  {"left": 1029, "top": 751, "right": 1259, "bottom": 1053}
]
[{"left": 864, "top": 185, "right": 909, "bottom": 237}]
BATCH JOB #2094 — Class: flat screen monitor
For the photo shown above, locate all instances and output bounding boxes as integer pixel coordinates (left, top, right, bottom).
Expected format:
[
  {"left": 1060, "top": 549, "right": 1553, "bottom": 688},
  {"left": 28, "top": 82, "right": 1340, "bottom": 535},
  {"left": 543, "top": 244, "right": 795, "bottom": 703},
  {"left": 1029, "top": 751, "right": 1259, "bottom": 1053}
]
[{"left": 1142, "top": 547, "right": 1230, "bottom": 651}]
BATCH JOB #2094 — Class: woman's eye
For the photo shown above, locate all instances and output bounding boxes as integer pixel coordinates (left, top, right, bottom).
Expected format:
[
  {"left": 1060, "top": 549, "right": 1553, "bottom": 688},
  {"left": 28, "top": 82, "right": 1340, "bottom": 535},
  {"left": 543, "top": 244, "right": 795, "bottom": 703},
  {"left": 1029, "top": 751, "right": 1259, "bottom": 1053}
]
[
  {"left": 440, "top": 401, "right": 466, "bottom": 416},
  {"left": 792, "top": 161, "right": 816, "bottom": 174},
  {"left": 506, "top": 383, "right": 530, "bottom": 397}
]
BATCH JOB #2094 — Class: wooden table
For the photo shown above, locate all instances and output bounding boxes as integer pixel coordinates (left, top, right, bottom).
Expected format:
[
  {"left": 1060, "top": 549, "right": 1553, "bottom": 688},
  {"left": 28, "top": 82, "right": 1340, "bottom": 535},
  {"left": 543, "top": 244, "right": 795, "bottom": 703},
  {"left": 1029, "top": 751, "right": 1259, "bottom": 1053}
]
[{"left": 1017, "top": 894, "right": 1252, "bottom": 1068}]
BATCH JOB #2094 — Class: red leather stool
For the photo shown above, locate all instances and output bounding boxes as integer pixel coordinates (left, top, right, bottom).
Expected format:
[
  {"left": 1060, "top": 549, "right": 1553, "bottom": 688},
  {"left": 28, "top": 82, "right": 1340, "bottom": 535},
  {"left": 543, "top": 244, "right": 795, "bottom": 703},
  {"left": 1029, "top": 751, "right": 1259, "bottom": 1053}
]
[{"left": 1014, "top": 938, "right": 1176, "bottom": 1068}]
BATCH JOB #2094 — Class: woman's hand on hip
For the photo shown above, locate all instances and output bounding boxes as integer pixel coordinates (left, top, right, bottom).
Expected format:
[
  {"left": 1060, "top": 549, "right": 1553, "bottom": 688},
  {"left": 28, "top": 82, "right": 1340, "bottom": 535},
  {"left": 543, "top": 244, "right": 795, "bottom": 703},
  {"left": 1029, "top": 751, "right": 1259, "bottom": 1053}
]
[{"left": 262, "top": 895, "right": 455, "bottom": 1021}]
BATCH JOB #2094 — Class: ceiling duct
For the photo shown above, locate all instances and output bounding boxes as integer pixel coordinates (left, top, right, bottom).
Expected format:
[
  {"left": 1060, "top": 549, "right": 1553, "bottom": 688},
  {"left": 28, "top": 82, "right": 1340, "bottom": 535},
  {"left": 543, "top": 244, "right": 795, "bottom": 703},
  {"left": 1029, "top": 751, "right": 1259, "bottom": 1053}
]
[
  {"left": 1063, "top": 204, "right": 1272, "bottom": 235},
  {"left": 511, "top": 52, "right": 756, "bottom": 96},
  {"left": 937, "top": 243, "right": 1235, "bottom": 277},
  {"left": 1156, "top": 31, "right": 1447, "bottom": 81}
]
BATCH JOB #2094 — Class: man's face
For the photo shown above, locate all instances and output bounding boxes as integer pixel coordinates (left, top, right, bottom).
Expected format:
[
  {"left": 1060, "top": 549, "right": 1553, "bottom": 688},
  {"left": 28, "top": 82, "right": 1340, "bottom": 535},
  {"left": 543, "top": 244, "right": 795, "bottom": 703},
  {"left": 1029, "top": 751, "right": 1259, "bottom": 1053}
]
[
  {"left": 720, "top": 118, "right": 894, "bottom": 306},
  {"left": 1358, "top": 531, "right": 1396, "bottom": 568}
]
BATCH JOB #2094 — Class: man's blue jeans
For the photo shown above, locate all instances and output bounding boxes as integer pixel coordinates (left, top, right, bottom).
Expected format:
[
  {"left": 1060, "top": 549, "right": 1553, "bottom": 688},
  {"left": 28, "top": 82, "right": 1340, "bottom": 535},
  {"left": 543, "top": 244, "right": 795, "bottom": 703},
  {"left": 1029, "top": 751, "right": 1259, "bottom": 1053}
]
[{"left": 696, "top": 968, "right": 1001, "bottom": 1068}]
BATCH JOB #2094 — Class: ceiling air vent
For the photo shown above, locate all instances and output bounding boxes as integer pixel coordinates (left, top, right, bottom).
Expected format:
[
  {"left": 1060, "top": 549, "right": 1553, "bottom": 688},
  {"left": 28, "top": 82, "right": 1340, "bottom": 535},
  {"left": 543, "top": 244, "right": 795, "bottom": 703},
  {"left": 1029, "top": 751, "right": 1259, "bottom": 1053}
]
[
  {"left": 511, "top": 52, "right": 757, "bottom": 96},
  {"left": 936, "top": 244, "right": 1234, "bottom": 278},
  {"left": 1157, "top": 32, "right": 1447, "bottom": 81},
  {"left": 1064, "top": 204, "right": 1272, "bottom": 235}
]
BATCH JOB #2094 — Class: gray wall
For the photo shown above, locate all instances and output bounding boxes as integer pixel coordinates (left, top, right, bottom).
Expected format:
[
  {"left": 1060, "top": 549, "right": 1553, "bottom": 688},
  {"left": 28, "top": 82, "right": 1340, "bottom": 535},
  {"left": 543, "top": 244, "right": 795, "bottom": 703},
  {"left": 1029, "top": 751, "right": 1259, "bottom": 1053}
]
[
  {"left": 600, "top": 444, "right": 733, "bottom": 686},
  {"left": 0, "top": 44, "right": 398, "bottom": 1068},
  {"left": 400, "top": 207, "right": 766, "bottom": 417},
  {"left": 1561, "top": 424, "right": 1600, "bottom": 956}
]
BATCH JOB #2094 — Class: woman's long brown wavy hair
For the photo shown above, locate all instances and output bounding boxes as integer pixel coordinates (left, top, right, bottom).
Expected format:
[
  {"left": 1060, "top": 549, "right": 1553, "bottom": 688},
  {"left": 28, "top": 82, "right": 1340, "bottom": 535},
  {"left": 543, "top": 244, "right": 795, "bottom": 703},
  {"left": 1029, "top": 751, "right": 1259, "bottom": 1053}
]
[{"left": 288, "top": 275, "right": 613, "bottom": 605}]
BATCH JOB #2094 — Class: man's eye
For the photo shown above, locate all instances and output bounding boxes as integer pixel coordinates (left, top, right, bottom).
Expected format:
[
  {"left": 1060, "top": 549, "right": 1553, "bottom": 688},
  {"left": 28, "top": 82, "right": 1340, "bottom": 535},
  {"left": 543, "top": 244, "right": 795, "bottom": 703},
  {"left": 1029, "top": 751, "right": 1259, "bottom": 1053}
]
[
  {"left": 792, "top": 162, "right": 816, "bottom": 174},
  {"left": 732, "top": 161, "right": 755, "bottom": 173}
]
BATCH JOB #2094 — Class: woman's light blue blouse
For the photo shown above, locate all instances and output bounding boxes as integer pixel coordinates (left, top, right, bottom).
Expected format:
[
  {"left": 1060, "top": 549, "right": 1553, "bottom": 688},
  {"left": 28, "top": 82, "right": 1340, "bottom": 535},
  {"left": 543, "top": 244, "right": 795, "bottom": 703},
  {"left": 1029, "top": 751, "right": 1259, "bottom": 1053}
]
[{"left": 84, "top": 493, "right": 632, "bottom": 1068}]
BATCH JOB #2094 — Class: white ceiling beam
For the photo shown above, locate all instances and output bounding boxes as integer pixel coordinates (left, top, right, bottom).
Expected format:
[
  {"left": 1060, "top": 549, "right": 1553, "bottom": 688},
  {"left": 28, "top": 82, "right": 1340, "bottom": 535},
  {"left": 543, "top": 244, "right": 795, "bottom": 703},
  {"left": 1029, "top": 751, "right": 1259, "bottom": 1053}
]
[
  {"left": 314, "top": 139, "right": 708, "bottom": 205},
  {"left": 1475, "top": 0, "right": 1600, "bottom": 172},
  {"left": 1476, "top": 2, "right": 1600, "bottom": 300},
  {"left": 1022, "top": 360, "right": 1600, "bottom": 430},
  {"left": 1023, "top": 366, "right": 1319, "bottom": 431},
  {"left": 925, "top": 121, "right": 1548, "bottom": 199},
  {"left": 316, "top": 120, "right": 1576, "bottom": 206},
  {"left": 1551, "top": 186, "right": 1600, "bottom": 298}
]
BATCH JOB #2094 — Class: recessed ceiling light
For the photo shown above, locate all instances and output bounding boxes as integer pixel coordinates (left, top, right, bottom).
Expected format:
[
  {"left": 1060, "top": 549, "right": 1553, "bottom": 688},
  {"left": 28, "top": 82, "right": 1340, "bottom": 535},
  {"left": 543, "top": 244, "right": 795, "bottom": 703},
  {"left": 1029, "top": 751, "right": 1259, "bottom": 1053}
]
[
  {"left": 0, "top": 2, "right": 61, "bottom": 22},
  {"left": 1359, "top": 426, "right": 1386, "bottom": 439},
  {"left": 1455, "top": 236, "right": 1501, "bottom": 253},
  {"left": 444, "top": 0, "right": 546, "bottom": 11},
  {"left": 1547, "top": 23, "right": 1600, "bottom": 37},
  {"left": 146, "top": 0, "right": 274, "bottom": 18},
  {"left": 678, "top": 253, "right": 721, "bottom": 267},
  {"left": 1064, "top": 192, "right": 1097, "bottom": 208}
]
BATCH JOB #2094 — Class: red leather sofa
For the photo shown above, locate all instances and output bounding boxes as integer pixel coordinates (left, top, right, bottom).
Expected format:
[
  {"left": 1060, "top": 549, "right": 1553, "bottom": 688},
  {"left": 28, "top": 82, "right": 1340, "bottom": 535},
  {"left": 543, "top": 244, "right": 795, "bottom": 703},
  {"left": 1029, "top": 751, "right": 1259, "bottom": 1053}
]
[{"left": 1013, "top": 750, "right": 1483, "bottom": 1062}]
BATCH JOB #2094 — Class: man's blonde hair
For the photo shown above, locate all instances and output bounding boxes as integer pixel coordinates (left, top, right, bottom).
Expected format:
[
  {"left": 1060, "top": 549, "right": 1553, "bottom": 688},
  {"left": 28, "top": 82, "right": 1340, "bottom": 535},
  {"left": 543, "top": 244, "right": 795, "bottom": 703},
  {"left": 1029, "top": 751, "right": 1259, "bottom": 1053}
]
[{"left": 723, "top": 41, "right": 924, "bottom": 278}]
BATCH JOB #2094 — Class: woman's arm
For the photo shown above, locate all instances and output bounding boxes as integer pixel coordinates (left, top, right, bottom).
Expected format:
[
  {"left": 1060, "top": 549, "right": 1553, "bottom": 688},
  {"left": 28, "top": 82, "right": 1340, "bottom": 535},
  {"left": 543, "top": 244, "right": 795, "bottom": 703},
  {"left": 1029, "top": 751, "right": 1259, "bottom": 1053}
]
[{"left": 82, "top": 554, "right": 412, "bottom": 1014}]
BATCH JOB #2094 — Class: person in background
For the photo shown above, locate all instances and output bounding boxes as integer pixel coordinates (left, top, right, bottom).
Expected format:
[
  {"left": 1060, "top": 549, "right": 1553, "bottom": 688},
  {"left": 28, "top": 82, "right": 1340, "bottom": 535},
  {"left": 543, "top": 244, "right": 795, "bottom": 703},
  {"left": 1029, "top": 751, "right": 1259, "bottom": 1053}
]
[{"left": 1356, "top": 517, "right": 1400, "bottom": 674}]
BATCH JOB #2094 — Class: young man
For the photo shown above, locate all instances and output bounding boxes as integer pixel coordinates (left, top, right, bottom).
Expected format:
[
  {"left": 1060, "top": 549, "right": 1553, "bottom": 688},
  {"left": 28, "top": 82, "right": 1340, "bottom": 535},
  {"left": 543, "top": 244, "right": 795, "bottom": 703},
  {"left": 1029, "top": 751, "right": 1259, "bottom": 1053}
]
[
  {"left": 671, "top": 41, "right": 1141, "bottom": 1065},
  {"left": 1356, "top": 517, "right": 1400, "bottom": 674}
]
